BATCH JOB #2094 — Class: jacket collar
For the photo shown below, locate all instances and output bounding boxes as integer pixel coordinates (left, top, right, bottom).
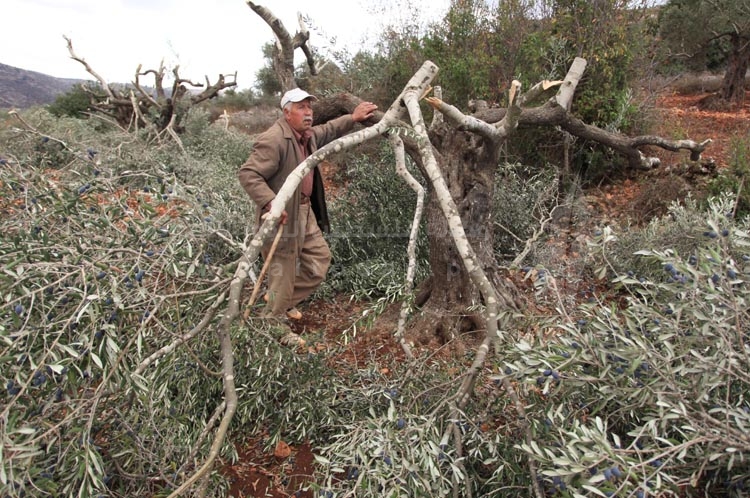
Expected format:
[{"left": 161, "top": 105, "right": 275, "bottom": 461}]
[{"left": 277, "top": 117, "right": 296, "bottom": 139}]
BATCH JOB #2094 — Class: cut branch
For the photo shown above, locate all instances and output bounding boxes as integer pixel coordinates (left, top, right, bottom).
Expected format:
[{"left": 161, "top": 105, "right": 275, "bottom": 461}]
[
  {"left": 470, "top": 57, "right": 711, "bottom": 169},
  {"left": 65, "top": 35, "right": 116, "bottom": 100}
]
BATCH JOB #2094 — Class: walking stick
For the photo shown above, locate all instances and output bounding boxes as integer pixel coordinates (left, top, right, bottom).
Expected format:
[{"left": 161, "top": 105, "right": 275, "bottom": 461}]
[{"left": 242, "top": 223, "right": 284, "bottom": 320}]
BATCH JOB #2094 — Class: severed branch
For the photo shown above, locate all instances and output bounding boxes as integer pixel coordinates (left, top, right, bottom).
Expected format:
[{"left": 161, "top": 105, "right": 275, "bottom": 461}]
[
  {"left": 8, "top": 110, "right": 74, "bottom": 151},
  {"left": 176, "top": 400, "right": 226, "bottom": 485},
  {"left": 470, "top": 57, "right": 712, "bottom": 169},
  {"left": 426, "top": 70, "right": 563, "bottom": 143},
  {"left": 425, "top": 78, "right": 528, "bottom": 142},
  {"left": 430, "top": 86, "right": 444, "bottom": 129},
  {"left": 426, "top": 96, "right": 500, "bottom": 141},
  {"left": 191, "top": 73, "right": 238, "bottom": 105},
  {"left": 532, "top": 107, "right": 714, "bottom": 169},
  {"left": 165, "top": 267, "right": 245, "bottom": 498},
  {"left": 64, "top": 35, "right": 116, "bottom": 101},
  {"left": 133, "top": 65, "right": 161, "bottom": 107},
  {"left": 495, "top": 80, "right": 524, "bottom": 138}
]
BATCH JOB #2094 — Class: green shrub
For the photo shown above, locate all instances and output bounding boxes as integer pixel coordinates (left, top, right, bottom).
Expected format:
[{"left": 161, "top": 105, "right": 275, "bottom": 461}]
[
  {"left": 592, "top": 194, "right": 744, "bottom": 283},
  {"left": 312, "top": 359, "right": 530, "bottom": 498},
  {"left": 231, "top": 321, "right": 342, "bottom": 446},
  {"left": 284, "top": 194, "right": 748, "bottom": 496},
  {"left": 209, "top": 88, "right": 258, "bottom": 112},
  {"left": 179, "top": 107, "right": 256, "bottom": 254},
  {"left": 493, "top": 162, "right": 558, "bottom": 261},
  {"left": 705, "top": 137, "right": 750, "bottom": 220}
]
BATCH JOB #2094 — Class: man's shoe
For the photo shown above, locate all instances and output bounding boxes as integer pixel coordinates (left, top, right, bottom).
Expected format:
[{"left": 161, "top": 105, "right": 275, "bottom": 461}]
[
  {"left": 285, "top": 307, "right": 302, "bottom": 321},
  {"left": 279, "top": 331, "right": 306, "bottom": 348},
  {"left": 263, "top": 294, "right": 302, "bottom": 321},
  {"left": 265, "top": 316, "right": 305, "bottom": 348}
]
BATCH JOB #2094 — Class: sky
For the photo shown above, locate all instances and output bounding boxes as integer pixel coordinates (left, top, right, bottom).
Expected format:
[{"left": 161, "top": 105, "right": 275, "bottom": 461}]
[{"left": 2, "top": 0, "right": 450, "bottom": 91}]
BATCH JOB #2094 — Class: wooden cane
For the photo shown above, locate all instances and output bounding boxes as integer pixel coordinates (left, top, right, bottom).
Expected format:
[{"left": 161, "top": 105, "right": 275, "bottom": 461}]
[{"left": 242, "top": 223, "right": 284, "bottom": 320}]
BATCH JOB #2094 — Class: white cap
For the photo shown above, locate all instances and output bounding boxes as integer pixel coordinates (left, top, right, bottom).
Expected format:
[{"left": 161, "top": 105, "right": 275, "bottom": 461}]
[{"left": 280, "top": 88, "right": 317, "bottom": 109}]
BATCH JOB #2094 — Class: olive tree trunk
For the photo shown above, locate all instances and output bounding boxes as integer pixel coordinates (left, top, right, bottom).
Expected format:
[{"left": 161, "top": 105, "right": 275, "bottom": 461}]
[{"left": 721, "top": 33, "right": 750, "bottom": 106}]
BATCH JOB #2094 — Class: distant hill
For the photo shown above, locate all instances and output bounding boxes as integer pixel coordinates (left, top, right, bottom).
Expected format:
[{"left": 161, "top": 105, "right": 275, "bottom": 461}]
[{"left": 0, "top": 63, "right": 88, "bottom": 109}]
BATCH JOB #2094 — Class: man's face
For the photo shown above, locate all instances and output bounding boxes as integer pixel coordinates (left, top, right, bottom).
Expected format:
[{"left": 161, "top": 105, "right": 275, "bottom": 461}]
[{"left": 284, "top": 99, "right": 314, "bottom": 133}]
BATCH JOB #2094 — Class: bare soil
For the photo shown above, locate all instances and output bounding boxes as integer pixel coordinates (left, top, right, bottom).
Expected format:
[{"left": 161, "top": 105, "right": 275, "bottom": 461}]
[{"left": 223, "top": 89, "right": 750, "bottom": 498}]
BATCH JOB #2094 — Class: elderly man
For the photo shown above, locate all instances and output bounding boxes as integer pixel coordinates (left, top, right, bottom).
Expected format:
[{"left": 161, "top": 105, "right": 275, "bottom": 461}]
[{"left": 238, "top": 88, "right": 377, "bottom": 346}]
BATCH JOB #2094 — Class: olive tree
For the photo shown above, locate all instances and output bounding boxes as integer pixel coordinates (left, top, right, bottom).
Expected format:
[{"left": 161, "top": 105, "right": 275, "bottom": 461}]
[
  {"left": 659, "top": 0, "right": 750, "bottom": 106},
  {"left": 64, "top": 36, "right": 237, "bottom": 137}
]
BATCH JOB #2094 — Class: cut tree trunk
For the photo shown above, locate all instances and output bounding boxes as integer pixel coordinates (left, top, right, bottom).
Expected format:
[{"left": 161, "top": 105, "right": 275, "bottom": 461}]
[{"left": 408, "top": 120, "right": 519, "bottom": 349}]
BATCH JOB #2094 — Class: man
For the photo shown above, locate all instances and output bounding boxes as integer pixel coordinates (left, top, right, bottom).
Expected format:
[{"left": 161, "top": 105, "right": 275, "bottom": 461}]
[{"left": 238, "top": 88, "right": 377, "bottom": 346}]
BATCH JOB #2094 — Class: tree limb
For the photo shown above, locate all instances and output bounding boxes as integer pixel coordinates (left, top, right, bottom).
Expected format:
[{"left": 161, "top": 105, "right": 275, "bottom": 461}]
[
  {"left": 64, "top": 35, "right": 116, "bottom": 101},
  {"left": 389, "top": 133, "right": 423, "bottom": 360},
  {"left": 426, "top": 96, "right": 501, "bottom": 141}
]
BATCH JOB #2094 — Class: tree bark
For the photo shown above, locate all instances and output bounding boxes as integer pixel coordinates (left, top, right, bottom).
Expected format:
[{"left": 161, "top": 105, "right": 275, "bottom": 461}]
[{"left": 423, "top": 122, "right": 502, "bottom": 312}]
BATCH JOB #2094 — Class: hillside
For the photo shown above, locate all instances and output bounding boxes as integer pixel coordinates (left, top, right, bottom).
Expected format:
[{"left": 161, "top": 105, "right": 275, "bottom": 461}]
[{"left": 0, "top": 63, "right": 86, "bottom": 108}]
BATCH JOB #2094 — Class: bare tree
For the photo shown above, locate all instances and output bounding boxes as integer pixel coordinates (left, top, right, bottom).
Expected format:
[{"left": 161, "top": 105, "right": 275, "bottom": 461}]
[{"left": 64, "top": 36, "right": 237, "bottom": 137}]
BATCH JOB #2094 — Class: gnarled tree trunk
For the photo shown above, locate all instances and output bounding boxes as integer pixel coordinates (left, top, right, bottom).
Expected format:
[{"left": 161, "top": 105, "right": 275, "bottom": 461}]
[
  {"left": 64, "top": 36, "right": 236, "bottom": 135},
  {"left": 413, "top": 122, "right": 510, "bottom": 345}
]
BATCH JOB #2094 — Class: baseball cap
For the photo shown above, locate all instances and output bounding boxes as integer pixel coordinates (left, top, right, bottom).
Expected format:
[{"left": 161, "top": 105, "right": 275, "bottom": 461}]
[{"left": 280, "top": 88, "right": 318, "bottom": 109}]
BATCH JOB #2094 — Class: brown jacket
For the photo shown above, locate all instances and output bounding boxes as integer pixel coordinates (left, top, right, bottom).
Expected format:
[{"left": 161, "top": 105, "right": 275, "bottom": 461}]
[{"left": 238, "top": 115, "right": 355, "bottom": 236}]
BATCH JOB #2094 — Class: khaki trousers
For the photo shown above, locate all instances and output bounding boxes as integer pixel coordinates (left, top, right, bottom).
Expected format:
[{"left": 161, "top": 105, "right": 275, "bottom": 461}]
[{"left": 262, "top": 203, "right": 331, "bottom": 317}]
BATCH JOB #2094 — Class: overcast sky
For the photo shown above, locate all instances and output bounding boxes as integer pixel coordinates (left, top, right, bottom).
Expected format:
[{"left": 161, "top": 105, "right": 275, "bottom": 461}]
[{"left": 2, "top": 0, "right": 450, "bottom": 90}]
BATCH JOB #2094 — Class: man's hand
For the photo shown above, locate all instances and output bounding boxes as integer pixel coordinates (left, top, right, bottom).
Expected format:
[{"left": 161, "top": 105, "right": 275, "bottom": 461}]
[
  {"left": 352, "top": 101, "right": 378, "bottom": 123},
  {"left": 262, "top": 202, "right": 288, "bottom": 225}
]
